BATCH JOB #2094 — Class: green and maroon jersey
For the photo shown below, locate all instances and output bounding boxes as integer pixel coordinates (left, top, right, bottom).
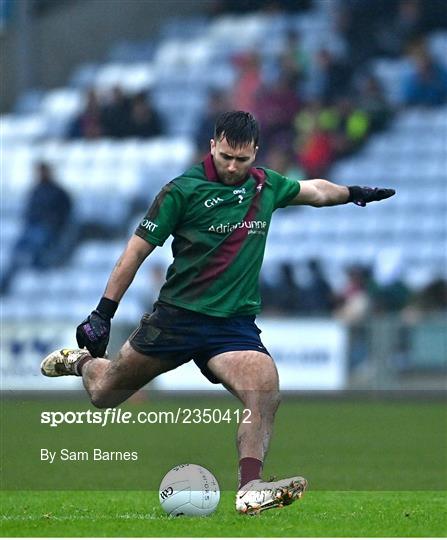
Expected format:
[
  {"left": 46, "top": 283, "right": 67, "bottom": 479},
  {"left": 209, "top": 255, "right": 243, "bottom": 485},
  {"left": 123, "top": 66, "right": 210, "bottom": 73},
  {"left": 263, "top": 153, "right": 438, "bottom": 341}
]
[{"left": 135, "top": 153, "right": 300, "bottom": 317}]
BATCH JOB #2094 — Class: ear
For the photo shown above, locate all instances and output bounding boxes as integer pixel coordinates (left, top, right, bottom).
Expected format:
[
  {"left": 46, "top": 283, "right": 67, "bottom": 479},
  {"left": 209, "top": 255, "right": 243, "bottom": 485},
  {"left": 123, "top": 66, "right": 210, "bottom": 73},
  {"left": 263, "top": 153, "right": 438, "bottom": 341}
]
[
  {"left": 210, "top": 139, "right": 215, "bottom": 155},
  {"left": 253, "top": 145, "right": 259, "bottom": 159}
]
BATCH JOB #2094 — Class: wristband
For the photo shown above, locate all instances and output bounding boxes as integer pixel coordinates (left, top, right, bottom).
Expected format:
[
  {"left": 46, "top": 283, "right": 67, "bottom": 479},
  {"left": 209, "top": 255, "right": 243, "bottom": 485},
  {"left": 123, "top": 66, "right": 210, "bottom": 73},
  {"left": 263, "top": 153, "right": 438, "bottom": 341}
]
[
  {"left": 96, "top": 297, "right": 119, "bottom": 319},
  {"left": 347, "top": 186, "right": 362, "bottom": 203}
]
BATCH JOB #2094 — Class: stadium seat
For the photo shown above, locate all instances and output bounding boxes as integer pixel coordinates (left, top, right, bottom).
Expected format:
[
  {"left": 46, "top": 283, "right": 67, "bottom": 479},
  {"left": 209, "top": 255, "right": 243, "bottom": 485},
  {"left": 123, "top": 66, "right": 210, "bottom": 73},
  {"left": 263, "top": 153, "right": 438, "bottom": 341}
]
[
  {"left": 74, "top": 241, "right": 125, "bottom": 269},
  {"left": 40, "top": 89, "right": 83, "bottom": 120},
  {"left": 0, "top": 114, "right": 48, "bottom": 143},
  {"left": 428, "top": 31, "right": 447, "bottom": 65}
]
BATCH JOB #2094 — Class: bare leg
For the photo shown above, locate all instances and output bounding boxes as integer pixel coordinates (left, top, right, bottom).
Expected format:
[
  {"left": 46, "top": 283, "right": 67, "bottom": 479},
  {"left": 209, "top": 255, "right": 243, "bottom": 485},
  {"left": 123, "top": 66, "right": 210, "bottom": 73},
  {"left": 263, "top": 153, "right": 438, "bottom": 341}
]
[
  {"left": 206, "top": 351, "right": 280, "bottom": 462},
  {"left": 82, "top": 340, "right": 182, "bottom": 408},
  {"left": 205, "top": 351, "right": 307, "bottom": 514}
]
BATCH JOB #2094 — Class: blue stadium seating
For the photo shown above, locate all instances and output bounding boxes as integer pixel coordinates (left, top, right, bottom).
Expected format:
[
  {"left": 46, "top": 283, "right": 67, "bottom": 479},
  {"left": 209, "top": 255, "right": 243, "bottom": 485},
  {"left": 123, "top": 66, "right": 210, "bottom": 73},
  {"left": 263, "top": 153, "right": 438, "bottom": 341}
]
[{"left": 1, "top": 6, "right": 446, "bottom": 321}]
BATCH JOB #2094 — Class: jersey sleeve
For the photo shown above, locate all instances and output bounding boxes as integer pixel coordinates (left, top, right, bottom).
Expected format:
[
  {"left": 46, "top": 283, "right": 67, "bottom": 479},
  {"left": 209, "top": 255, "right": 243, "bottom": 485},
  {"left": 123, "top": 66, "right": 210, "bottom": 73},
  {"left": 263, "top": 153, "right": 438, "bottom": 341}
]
[
  {"left": 265, "top": 168, "right": 301, "bottom": 210},
  {"left": 135, "top": 182, "right": 186, "bottom": 246}
]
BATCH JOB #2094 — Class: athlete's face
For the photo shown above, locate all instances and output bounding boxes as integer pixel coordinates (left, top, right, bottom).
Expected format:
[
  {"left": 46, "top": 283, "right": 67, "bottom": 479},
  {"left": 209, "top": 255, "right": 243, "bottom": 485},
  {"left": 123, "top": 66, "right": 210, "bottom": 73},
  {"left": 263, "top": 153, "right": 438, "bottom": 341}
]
[{"left": 210, "top": 136, "right": 258, "bottom": 185}]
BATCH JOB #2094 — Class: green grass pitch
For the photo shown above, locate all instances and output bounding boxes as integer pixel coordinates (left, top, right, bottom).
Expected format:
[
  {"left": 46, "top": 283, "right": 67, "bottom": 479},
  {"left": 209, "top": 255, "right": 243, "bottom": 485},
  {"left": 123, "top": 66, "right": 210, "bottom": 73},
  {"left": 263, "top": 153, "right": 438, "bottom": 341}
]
[
  {"left": 1, "top": 395, "right": 446, "bottom": 536},
  {"left": 1, "top": 490, "right": 446, "bottom": 537}
]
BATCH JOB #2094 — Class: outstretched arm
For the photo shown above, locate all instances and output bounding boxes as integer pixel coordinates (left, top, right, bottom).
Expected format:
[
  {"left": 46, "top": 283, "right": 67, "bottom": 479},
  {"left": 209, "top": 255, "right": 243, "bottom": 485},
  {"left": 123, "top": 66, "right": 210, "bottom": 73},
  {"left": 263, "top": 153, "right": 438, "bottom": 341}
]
[
  {"left": 76, "top": 235, "right": 156, "bottom": 357},
  {"left": 290, "top": 179, "right": 395, "bottom": 207}
]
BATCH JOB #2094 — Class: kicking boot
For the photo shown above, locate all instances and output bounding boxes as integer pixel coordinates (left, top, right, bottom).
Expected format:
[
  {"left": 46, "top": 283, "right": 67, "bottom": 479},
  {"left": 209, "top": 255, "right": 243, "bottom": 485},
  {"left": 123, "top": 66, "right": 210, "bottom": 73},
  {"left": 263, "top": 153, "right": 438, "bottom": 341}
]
[
  {"left": 40, "top": 348, "right": 90, "bottom": 377},
  {"left": 236, "top": 476, "right": 308, "bottom": 515}
]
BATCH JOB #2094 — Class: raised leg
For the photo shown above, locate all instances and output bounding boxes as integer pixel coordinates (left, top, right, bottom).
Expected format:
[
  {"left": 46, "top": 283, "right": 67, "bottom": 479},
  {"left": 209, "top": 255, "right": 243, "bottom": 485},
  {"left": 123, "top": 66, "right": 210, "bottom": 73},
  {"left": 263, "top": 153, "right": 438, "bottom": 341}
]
[{"left": 41, "top": 341, "right": 182, "bottom": 409}]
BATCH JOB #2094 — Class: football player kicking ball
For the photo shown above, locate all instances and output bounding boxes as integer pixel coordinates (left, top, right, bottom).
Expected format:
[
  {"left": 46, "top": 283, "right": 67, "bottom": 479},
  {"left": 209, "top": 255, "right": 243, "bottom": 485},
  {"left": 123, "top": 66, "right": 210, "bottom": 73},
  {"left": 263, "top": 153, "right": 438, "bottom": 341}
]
[{"left": 41, "top": 111, "right": 395, "bottom": 514}]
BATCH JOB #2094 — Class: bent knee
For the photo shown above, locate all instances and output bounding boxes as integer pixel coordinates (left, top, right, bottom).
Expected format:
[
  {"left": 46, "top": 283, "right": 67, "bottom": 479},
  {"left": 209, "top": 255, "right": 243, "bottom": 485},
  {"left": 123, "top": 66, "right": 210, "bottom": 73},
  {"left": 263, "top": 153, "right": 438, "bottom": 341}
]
[{"left": 90, "top": 390, "right": 122, "bottom": 409}]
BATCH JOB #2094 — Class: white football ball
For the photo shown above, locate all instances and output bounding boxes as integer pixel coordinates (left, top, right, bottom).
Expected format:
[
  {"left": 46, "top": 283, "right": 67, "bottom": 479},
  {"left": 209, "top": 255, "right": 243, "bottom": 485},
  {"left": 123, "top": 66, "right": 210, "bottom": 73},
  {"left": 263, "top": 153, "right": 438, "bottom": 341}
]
[{"left": 159, "top": 464, "right": 220, "bottom": 516}]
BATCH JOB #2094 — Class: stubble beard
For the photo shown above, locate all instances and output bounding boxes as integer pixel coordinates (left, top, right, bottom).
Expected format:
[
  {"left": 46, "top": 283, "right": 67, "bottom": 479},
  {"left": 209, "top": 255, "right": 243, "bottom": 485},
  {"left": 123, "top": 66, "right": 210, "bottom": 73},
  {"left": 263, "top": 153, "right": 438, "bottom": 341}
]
[{"left": 217, "top": 167, "right": 248, "bottom": 186}]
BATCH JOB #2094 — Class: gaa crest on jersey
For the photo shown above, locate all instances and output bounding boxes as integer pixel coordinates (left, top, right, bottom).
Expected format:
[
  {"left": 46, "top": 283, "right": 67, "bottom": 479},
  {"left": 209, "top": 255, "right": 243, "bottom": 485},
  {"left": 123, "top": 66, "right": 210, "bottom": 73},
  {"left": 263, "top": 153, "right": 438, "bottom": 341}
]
[{"left": 233, "top": 188, "right": 246, "bottom": 204}]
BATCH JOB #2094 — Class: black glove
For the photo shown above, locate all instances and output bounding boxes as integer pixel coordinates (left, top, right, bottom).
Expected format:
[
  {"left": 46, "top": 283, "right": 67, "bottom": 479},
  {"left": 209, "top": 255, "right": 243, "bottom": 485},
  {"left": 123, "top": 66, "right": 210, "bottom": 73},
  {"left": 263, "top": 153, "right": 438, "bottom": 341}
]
[
  {"left": 348, "top": 186, "right": 396, "bottom": 207},
  {"left": 76, "top": 297, "right": 118, "bottom": 357}
]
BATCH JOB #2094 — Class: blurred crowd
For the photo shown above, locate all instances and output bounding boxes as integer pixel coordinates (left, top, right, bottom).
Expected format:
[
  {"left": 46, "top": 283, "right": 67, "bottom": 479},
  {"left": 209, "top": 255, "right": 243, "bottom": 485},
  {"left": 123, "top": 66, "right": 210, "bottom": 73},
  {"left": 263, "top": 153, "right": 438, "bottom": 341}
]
[
  {"left": 260, "top": 258, "right": 447, "bottom": 372},
  {"left": 197, "top": 0, "right": 447, "bottom": 176},
  {"left": 260, "top": 259, "right": 447, "bottom": 322},
  {"left": 70, "top": 0, "right": 447, "bottom": 182},
  {"left": 5, "top": 0, "right": 446, "bottom": 325},
  {"left": 67, "top": 88, "right": 163, "bottom": 139},
  {"left": 195, "top": 47, "right": 392, "bottom": 179}
]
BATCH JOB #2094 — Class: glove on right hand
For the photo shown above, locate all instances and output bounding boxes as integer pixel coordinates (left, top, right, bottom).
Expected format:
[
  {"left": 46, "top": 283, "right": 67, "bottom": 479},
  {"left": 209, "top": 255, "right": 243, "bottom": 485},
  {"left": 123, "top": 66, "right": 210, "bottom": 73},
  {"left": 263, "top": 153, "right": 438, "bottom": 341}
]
[{"left": 76, "top": 310, "right": 111, "bottom": 358}]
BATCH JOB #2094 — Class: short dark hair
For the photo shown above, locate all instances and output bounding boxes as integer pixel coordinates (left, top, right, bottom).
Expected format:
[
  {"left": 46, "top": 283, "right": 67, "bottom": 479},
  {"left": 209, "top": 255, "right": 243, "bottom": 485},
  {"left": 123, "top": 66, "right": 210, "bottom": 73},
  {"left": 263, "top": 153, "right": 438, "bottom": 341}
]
[{"left": 214, "top": 111, "right": 259, "bottom": 148}]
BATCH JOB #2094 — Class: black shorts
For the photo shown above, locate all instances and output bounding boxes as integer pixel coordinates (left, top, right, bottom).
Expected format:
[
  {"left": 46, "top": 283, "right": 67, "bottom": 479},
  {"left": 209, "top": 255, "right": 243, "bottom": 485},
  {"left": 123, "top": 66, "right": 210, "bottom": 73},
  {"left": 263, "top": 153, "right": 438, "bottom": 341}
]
[{"left": 129, "top": 301, "right": 270, "bottom": 384}]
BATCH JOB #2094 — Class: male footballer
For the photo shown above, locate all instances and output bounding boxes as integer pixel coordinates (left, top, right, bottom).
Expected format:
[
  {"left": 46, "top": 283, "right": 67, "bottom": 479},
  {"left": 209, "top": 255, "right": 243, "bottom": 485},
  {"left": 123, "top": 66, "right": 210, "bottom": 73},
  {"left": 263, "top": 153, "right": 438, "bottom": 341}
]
[{"left": 41, "top": 111, "right": 395, "bottom": 514}]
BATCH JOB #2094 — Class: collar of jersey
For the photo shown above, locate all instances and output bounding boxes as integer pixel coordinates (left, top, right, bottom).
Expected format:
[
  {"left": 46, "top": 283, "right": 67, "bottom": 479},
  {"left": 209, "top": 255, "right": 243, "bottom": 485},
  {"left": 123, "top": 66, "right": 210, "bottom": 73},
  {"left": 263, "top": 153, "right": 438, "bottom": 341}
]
[{"left": 203, "top": 153, "right": 265, "bottom": 187}]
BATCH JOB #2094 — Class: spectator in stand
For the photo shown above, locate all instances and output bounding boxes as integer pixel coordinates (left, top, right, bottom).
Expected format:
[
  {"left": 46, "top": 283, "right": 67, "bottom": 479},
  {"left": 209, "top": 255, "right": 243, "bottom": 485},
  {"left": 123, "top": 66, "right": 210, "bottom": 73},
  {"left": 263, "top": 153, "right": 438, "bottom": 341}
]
[
  {"left": 370, "top": 249, "right": 410, "bottom": 314},
  {"left": 373, "top": 279, "right": 410, "bottom": 314},
  {"left": 335, "top": 265, "right": 374, "bottom": 370},
  {"left": 195, "top": 90, "right": 231, "bottom": 155},
  {"left": 357, "top": 74, "right": 391, "bottom": 132},
  {"left": 297, "top": 123, "right": 334, "bottom": 178},
  {"left": 294, "top": 99, "right": 325, "bottom": 137},
  {"left": 401, "top": 44, "right": 447, "bottom": 106},
  {"left": 102, "top": 86, "right": 132, "bottom": 138},
  {"left": 0, "top": 162, "right": 73, "bottom": 295},
  {"left": 280, "top": 30, "right": 310, "bottom": 89},
  {"left": 299, "top": 259, "right": 334, "bottom": 315},
  {"left": 258, "top": 266, "right": 280, "bottom": 316},
  {"left": 259, "top": 261, "right": 304, "bottom": 315},
  {"left": 394, "top": 0, "right": 424, "bottom": 49},
  {"left": 271, "top": 262, "right": 303, "bottom": 314},
  {"left": 308, "top": 49, "right": 352, "bottom": 105},
  {"left": 294, "top": 95, "right": 370, "bottom": 176},
  {"left": 338, "top": 0, "right": 447, "bottom": 66},
  {"left": 376, "top": 0, "right": 424, "bottom": 57},
  {"left": 335, "top": 265, "right": 372, "bottom": 325},
  {"left": 264, "top": 145, "right": 306, "bottom": 180},
  {"left": 231, "top": 51, "right": 263, "bottom": 113},
  {"left": 335, "top": 0, "right": 390, "bottom": 68},
  {"left": 419, "top": 0, "right": 447, "bottom": 31},
  {"left": 254, "top": 72, "right": 300, "bottom": 148},
  {"left": 128, "top": 92, "right": 163, "bottom": 138},
  {"left": 331, "top": 96, "right": 370, "bottom": 157},
  {"left": 68, "top": 88, "right": 104, "bottom": 139},
  {"left": 402, "top": 278, "right": 447, "bottom": 323}
]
